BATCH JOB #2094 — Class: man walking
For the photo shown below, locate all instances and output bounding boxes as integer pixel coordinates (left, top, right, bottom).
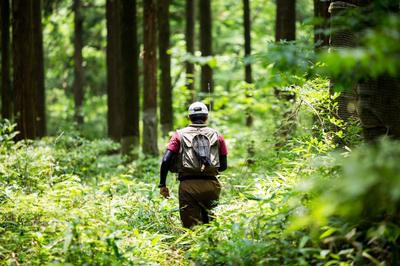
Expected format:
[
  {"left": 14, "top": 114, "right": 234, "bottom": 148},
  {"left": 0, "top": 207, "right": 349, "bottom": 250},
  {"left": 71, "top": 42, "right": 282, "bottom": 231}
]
[{"left": 159, "top": 102, "right": 228, "bottom": 228}]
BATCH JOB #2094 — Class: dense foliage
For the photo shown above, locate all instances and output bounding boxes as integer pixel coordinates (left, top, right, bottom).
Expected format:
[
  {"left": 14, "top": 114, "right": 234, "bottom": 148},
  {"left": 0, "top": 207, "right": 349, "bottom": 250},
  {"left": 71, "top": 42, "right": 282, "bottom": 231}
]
[{"left": 2, "top": 80, "right": 399, "bottom": 264}]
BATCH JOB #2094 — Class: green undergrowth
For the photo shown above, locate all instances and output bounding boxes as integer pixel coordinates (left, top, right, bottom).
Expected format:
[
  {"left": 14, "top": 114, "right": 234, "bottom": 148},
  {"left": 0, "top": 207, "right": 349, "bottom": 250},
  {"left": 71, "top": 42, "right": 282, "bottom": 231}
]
[{"left": 1, "top": 81, "right": 399, "bottom": 265}]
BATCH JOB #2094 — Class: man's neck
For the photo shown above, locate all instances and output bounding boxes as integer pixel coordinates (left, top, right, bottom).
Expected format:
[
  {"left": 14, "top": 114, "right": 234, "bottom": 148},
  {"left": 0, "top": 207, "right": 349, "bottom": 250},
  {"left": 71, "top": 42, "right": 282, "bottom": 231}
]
[
  {"left": 192, "top": 120, "right": 206, "bottom": 124},
  {"left": 190, "top": 122, "right": 207, "bottom": 127}
]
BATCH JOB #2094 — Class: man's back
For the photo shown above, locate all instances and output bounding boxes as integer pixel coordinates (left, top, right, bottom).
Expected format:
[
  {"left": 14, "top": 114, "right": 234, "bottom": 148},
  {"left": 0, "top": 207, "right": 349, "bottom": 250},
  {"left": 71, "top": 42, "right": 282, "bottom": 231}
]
[{"left": 158, "top": 102, "right": 228, "bottom": 228}]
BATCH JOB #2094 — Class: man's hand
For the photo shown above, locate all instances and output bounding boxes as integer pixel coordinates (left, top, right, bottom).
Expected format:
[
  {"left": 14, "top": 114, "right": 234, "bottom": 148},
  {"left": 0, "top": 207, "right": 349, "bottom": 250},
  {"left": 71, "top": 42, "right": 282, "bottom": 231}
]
[{"left": 160, "top": 186, "right": 170, "bottom": 198}]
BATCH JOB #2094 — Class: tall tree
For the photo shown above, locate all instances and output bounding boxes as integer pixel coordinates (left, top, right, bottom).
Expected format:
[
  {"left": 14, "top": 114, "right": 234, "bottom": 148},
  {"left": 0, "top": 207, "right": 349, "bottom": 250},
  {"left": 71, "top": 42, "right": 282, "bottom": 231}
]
[
  {"left": 73, "top": 0, "right": 84, "bottom": 125},
  {"left": 185, "top": 0, "right": 195, "bottom": 98},
  {"left": 106, "top": 0, "right": 123, "bottom": 140},
  {"left": 313, "top": 0, "right": 330, "bottom": 48},
  {"left": 32, "top": 0, "right": 46, "bottom": 137},
  {"left": 243, "top": 0, "right": 252, "bottom": 84},
  {"left": 329, "top": 1, "right": 357, "bottom": 122},
  {"left": 274, "top": 0, "right": 296, "bottom": 139},
  {"left": 142, "top": 0, "right": 158, "bottom": 155},
  {"left": 0, "top": 0, "right": 12, "bottom": 120},
  {"left": 243, "top": 0, "right": 253, "bottom": 127},
  {"left": 158, "top": 0, "right": 173, "bottom": 136},
  {"left": 346, "top": 1, "right": 400, "bottom": 140},
  {"left": 120, "top": 0, "right": 140, "bottom": 155},
  {"left": 275, "top": 0, "right": 296, "bottom": 41},
  {"left": 12, "top": 0, "right": 46, "bottom": 139},
  {"left": 199, "top": 0, "right": 213, "bottom": 93}
]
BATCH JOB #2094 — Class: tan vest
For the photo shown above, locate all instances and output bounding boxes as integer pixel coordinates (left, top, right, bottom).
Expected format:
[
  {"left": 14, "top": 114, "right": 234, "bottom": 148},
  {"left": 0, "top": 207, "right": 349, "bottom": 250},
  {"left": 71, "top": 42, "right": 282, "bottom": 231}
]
[{"left": 177, "top": 124, "right": 220, "bottom": 176}]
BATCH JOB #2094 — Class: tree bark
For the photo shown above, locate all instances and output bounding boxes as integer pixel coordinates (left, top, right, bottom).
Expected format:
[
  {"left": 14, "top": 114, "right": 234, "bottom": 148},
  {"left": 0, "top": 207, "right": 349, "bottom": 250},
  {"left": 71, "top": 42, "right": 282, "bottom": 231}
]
[
  {"left": 357, "top": 77, "right": 400, "bottom": 140},
  {"left": 142, "top": 0, "right": 158, "bottom": 155},
  {"left": 352, "top": 2, "right": 400, "bottom": 140},
  {"left": 199, "top": 0, "right": 213, "bottom": 93},
  {"left": 0, "top": 0, "right": 12, "bottom": 120},
  {"left": 243, "top": 0, "right": 252, "bottom": 84},
  {"left": 243, "top": 0, "right": 253, "bottom": 127},
  {"left": 158, "top": 0, "right": 173, "bottom": 136},
  {"left": 329, "top": 1, "right": 358, "bottom": 121},
  {"left": 73, "top": 0, "right": 84, "bottom": 125},
  {"left": 12, "top": 0, "right": 46, "bottom": 139},
  {"left": 185, "top": 0, "right": 195, "bottom": 98},
  {"left": 313, "top": 0, "right": 330, "bottom": 48},
  {"left": 32, "top": 0, "right": 46, "bottom": 137},
  {"left": 106, "top": 0, "right": 123, "bottom": 141},
  {"left": 120, "top": 0, "right": 140, "bottom": 155},
  {"left": 275, "top": 0, "right": 296, "bottom": 41}
]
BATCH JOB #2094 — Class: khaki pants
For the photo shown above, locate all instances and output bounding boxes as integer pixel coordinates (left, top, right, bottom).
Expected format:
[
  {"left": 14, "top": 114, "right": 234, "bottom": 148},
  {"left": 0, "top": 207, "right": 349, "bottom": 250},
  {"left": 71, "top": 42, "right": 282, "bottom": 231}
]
[{"left": 178, "top": 179, "right": 221, "bottom": 228}]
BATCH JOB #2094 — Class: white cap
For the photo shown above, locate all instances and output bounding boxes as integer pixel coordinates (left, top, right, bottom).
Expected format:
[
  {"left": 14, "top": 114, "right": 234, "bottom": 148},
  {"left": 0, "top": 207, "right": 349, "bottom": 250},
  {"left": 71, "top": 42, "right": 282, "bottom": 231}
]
[{"left": 188, "top": 102, "right": 208, "bottom": 116}]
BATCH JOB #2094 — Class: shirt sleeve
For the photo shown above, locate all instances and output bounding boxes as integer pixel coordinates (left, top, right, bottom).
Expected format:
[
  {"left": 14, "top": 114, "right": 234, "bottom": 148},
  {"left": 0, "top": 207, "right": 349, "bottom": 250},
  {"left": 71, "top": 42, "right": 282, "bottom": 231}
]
[
  {"left": 218, "top": 135, "right": 228, "bottom": 156},
  {"left": 167, "top": 132, "right": 180, "bottom": 153}
]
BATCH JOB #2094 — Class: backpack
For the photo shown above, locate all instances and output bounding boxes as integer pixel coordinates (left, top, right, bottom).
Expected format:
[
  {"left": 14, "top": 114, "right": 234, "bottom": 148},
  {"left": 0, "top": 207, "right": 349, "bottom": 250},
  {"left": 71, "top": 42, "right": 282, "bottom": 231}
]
[{"left": 169, "top": 125, "right": 220, "bottom": 176}]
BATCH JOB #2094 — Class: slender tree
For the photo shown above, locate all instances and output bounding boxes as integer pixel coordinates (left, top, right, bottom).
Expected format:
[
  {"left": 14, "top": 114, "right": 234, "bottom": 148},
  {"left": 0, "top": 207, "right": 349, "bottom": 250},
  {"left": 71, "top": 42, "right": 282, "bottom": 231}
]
[
  {"left": 73, "top": 0, "right": 84, "bottom": 125},
  {"left": 106, "top": 0, "right": 123, "bottom": 140},
  {"left": 243, "top": 0, "right": 253, "bottom": 127},
  {"left": 12, "top": 0, "right": 46, "bottom": 139},
  {"left": 33, "top": 0, "right": 46, "bottom": 137},
  {"left": 275, "top": 0, "right": 296, "bottom": 41},
  {"left": 185, "top": 0, "right": 195, "bottom": 97},
  {"left": 120, "top": 0, "right": 140, "bottom": 155},
  {"left": 243, "top": 0, "right": 252, "bottom": 84},
  {"left": 199, "top": 0, "right": 213, "bottom": 92},
  {"left": 273, "top": 0, "right": 297, "bottom": 144},
  {"left": 313, "top": 0, "right": 330, "bottom": 48},
  {"left": 142, "top": 0, "right": 158, "bottom": 155},
  {"left": 0, "top": 0, "right": 12, "bottom": 119},
  {"left": 158, "top": 0, "right": 173, "bottom": 136}
]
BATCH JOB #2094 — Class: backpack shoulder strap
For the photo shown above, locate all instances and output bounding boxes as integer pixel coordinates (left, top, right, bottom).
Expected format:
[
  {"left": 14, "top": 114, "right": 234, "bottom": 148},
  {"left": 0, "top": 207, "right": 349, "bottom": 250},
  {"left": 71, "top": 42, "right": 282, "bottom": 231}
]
[{"left": 176, "top": 129, "right": 183, "bottom": 153}]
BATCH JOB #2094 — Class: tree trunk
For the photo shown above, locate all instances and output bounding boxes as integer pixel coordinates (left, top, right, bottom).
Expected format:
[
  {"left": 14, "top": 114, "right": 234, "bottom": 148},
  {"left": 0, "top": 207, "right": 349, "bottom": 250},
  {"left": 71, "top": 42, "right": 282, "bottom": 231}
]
[
  {"left": 199, "top": 0, "right": 213, "bottom": 93},
  {"left": 158, "top": 0, "right": 173, "bottom": 136},
  {"left": 32, "top": 0, "right": 46, "bottom": 137},
  {"left": 275, "top": 0, "right": 296, "bottom": 41},
  {"left": 357, "top": 77, "right": 400, "bottom": 140},
  {"left": 142, "top": 0, "right": 158, "bottom": 156},
  {"left": 243, "top": 0, "right": 252, "bottom": 84},
  {"left": 73, "top": 0, "right": 84, "bottom": 125},
  {"left": 329, "top": 0, "right": 400, "bottom": 141},
  {"left": 0, "top": 0, "right": 12, "bottom": 120},
  {"left": 329, "top": 1, "right": 358, "bottom": 121},
  {"left": 185, "top": 0, "right": 195, "bottom": 98},
  {"left": 243, "top": 0, "right": 253, "bottom": 127},
  {"left": 313, "top": 0, "right": 330, "bottom": 48},
  {"left": 12, "top": 0, "right": 46, "bottom": 139},
  {"left": 352, "top": 2, "right": 400, "bottom": 140},
  {"left": 106, "top": 0, "right": 123, "bottom": 141},
  {"left": 120, "top": 0, "right": 140, "bottom": 155}
]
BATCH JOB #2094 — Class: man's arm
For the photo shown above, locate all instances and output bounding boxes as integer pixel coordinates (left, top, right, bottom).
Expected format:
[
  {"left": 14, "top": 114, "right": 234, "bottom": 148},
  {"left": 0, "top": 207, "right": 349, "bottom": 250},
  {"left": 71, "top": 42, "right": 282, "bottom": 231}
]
[
  {"left": 159, "top": 132, "right": 180, "bottom": 198},
  {"left": 218, "top": 155, "right": 227, "bottom": 172},
  {"left": 218, "top": 134, "right": 228, "bottom": 172},
  {"left": 159, "top": 149, "right": 177, "bottom": 187}
]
